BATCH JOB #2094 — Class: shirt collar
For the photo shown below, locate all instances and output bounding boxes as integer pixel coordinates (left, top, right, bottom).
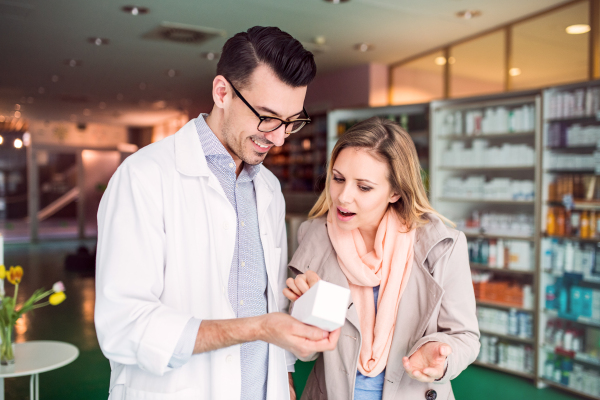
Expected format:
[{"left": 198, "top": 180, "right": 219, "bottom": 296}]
[{"left": 195, "top": 113, "right": 261, "bottom": 181}]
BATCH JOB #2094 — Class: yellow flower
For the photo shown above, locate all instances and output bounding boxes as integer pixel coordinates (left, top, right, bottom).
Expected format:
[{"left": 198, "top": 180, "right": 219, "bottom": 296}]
[
  {"left": 6, "top": 266, "right": 23, "bottom": 285},
  {"left": 0, "top": 265, "right": 5, "bottom": 280},
  {"left": 49, "top": 292, "right": 66, "bottom": 305}
]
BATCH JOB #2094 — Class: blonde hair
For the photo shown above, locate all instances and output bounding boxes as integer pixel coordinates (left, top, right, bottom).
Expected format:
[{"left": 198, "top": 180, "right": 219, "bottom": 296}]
[{"left": 309, "top": 116, "right": 453, "bottom": 229}]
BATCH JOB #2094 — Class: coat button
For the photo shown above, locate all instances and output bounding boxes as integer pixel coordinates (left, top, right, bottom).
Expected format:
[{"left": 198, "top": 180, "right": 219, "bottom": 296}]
[
  {"left": 226, "top": 355, "right": 233, "bottom": 364},
  {"left": 425, "top": 389, "right": 437, "bottom": 400}
]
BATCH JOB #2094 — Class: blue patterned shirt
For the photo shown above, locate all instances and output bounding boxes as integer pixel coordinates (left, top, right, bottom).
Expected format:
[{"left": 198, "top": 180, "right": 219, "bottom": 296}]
[{"left": 168, "top": 114, "right": 270, "bottom": 400}]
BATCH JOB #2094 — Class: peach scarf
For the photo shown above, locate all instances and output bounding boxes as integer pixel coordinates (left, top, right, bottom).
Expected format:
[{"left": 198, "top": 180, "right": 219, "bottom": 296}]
[{"left": 327, "top": 209, "right": 415, "bottom": 377}]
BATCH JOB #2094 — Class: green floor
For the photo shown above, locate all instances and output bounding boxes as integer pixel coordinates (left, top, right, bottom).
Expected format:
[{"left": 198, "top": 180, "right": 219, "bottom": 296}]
[{"left": 1, "top": 239, "right": 585, "bottom": 399}]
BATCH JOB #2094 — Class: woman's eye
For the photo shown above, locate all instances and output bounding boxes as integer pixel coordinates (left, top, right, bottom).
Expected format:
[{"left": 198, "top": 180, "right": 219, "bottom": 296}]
[
  {"left": 359, "top": 186, "right": 372, "bottom": 192},
  {"left": 333, "top": 177, "right": 344, "bottom": 182}
]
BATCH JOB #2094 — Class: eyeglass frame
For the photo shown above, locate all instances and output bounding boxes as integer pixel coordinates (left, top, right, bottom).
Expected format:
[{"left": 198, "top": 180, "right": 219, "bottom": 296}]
[{"left": 224, "top": 78, "right": 311, "bottom": 135}]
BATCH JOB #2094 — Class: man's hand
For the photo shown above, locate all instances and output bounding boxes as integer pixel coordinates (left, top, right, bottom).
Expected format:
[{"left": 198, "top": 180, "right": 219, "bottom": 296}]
[
  {"left": 402, "top": 342, "right": 451, "bottom": 383},
  {"left": 288, "top": 372, "right": 296, "bottom": 400},
  {"left": 283, "top": 270, "right": 320, "bottom": 301},
  {"left": 260, "top": 312, "right": 341, "bottom": 361}
]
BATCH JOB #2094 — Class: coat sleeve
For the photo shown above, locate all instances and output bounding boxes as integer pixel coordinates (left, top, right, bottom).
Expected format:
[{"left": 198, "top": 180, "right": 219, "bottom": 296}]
[
  {"left": 407, "top": 231, "right": 480, "bottom": 384},
  {"left": 95, "top": 158, "right": 193, "bottom": 377}
]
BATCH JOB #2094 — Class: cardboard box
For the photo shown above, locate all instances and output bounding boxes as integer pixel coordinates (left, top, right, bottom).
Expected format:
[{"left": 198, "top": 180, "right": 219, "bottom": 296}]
[{"left": 291, "top": 280, "right": 351, "bottom": 331}]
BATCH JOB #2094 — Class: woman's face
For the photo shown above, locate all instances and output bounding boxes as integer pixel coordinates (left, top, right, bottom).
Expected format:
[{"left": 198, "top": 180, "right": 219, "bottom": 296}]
[{"left": 329, "top": 147, "right": 399, "bottom": 232}]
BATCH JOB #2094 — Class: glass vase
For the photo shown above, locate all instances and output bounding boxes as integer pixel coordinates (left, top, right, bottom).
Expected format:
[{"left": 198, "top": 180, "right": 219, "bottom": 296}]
[{"left": 0, "top": 322, "right": 15, "bottom": 365}]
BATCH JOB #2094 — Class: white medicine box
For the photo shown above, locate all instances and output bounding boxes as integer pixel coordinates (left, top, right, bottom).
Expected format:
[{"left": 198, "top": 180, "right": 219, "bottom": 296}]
[{"left": 291, "top": 280, "right": 351, "bottom": 331}]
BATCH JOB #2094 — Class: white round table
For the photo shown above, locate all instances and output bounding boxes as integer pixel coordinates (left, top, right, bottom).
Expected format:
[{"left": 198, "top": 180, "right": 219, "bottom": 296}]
[{"left": 0, "top": 341, "right": 79, "bottom": 400}]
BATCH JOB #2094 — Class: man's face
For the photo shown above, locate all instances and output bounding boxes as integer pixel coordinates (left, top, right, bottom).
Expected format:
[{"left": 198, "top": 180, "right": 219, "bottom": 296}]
[{"left": 221, "top": 64, "right": 307, "bottom": 166}]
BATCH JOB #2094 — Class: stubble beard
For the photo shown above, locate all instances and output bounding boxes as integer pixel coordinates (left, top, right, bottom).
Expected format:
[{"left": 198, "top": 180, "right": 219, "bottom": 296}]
[{"left": 222, "top": 117, "right": 267, "bottom": 166}]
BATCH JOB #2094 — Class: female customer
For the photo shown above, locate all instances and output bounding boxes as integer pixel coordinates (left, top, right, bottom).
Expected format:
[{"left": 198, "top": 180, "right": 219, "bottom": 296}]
[{"left": 284, "top": 117, "right": 480, "bottom": 400}]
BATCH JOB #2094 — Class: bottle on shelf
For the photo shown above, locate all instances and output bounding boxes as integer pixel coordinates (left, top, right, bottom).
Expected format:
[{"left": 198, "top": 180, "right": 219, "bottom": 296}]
[
  {"left": 557, "top": 208, "right": 566, "bottom": 237},
  {"left": 580, "top": 211, "right": 590, "bottom": 239},
  {"left": 547, "top": 207, "right": 557, "bottom": 236}
]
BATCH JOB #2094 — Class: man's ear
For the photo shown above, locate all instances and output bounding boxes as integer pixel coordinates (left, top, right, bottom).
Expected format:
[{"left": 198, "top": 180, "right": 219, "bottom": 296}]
[
  {"left": 390, "top": 192, "right": 401, "bottom": 204},
  {"left": 213, "top": 75, "right": 230, "bottom": 108}
]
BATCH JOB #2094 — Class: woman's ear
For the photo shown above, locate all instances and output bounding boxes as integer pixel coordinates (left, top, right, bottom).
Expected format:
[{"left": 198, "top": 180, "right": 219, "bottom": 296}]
[{"left": 389, "top": 192, "right": 401, "bottom": 204}]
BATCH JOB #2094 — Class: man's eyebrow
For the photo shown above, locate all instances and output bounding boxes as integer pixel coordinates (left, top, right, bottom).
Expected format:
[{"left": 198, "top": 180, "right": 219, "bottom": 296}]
[{"left": 256, "top": 106, "right": 303, "bottom": 119}]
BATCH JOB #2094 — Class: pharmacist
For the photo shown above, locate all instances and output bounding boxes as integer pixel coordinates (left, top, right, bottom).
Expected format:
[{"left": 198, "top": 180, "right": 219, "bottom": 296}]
[{"left": 95, "top": 27, "right": 339, "bottom": 400}]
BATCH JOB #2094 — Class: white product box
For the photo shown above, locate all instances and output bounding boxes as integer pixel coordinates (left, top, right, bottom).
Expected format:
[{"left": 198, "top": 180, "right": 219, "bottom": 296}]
[{"left": 291, "top": 280, "right": 351, "bottom": 331}]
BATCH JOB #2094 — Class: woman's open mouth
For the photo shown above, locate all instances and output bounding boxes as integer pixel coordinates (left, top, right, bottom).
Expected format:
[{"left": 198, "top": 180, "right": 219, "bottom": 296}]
[{"left": 337, "top": 207, "right": 356, "bottom": 221}]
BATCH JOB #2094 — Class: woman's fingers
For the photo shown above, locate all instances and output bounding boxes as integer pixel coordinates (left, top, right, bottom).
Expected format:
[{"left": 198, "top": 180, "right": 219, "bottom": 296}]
[
  {"left": 282, "top": 287, "right": 299, "bottom": 301},
  {"left": 295, "top": 275, "right": 310, "bottom": 294},
  {"left": 305, "top": 270, "right": 321, "bottom": 288},
  {"left": 286, "top": 277, "right": 302, "bottom": 297}
]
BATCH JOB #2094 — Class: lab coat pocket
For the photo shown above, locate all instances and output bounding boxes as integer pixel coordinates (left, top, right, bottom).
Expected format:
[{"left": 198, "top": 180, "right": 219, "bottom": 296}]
[{"left": 124, "top": 387, "right": 203, "bottom": 400}]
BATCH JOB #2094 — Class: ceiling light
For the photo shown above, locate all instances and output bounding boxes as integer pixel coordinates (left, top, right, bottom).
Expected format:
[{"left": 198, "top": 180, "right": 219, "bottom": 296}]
[
  {"left": 0, "top": 136, "right": 3, "bottom": 145},
  {"left": 99, "top": 102, "right": 107, "bottom": 109},
  {"left": 509, "top": 67, "right": 521, "bottom": 76},
  {"left": 434, "top": 56, "right": 447, "bottom": 66},
  {"left": 354, "top": 43, "right": 374, "bottom": 52},
  {"left": 324, "top": 0, "right": 350, "bottom": 3},
  {"left": 122, "top": 6, "right": 149, "bottom": 15},
  {"left": 314, "top": 36, "right": 326, "bottom": 45},
  {"left": 566, "top": 24, "right": 591, "bottom": 34},
  {"left": 14, "top": 104, "right": 20, "bottom": 111},
  {"left": 83, "top": 109, "right": 91, "bottom": 116},
  {"left": 51, "top": 75, "right": 59, "bottom": 83},
  {"left": 448, "top": 57, "right": 456, "bottom": 65},
  {"left": 0, "top": 116, "right": 4, "bottom": 123},
  {"left": 64, "top": 59, "right": 83, "bottom": 67},
  {"left": 201, "top": 52, "right": 220, "bottom": 61},
  {"left": 166, "top": 69, "right": 179, "bottom": 77},
  {"left": 14, "top": 139, "right": 23, "bottom": 149},
  {"left": 13, "top": 111, "right": 21, "bottom": 118},
  {"left": 456, "top": 10, "right": 482, "bottom": 19},
  {"left": 88, "top": 37, "right": 110, "bottom": 46},
  {"left": 22, "top": 132, "right": 31, "bottom": 147}
]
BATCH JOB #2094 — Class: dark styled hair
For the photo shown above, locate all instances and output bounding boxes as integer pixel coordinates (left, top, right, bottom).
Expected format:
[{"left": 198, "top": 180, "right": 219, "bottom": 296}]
[{"left": 217, "top": 26, "right": 316, "bottom": 90}]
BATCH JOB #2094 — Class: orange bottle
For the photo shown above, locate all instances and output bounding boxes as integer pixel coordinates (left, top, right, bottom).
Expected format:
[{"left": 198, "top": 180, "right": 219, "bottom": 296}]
[
  {"left": 581, "top": 211, "right": 590, "bottom": 239},
  {"left": 547, "top": 207, "right": 557, "bottom": 236},
  {"left": 590, "top": 211, "right": 597, "bottom": 238}
]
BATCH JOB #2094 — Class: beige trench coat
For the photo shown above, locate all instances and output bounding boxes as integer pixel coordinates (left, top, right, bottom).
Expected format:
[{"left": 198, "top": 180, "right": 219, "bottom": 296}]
[{"left": 288, "top": 213, "right": 480, "bottom": 400}]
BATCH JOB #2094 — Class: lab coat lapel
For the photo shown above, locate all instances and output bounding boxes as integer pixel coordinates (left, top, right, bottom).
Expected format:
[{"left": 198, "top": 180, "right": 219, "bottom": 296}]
[{"left": 254, "top": 170, "right": 278, "bottom": 307}]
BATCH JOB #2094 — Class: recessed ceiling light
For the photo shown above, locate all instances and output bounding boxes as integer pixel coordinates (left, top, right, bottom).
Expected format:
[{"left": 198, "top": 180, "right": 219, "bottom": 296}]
[
  {"left": 456, "top": 10, "right": 482, "bottom": 19},
  {"left": 51, "top": 75, "right": 59, "bottom": 83},
  {"left": 0, "top": 117, "right": 4, "bottom": 123},
  {"left": 165, "top": 69, "right": 179, "bottom": 77},
  {"left": 566, "top": 24, "right": 590, "bottom": 34},
  {"left": 64, "top": 59, "right": 83, "bottom": 67},
  {"left": 14, "top": 138, "right": 23, "bottom": 149},
  {"left": 0, "top": 135, "right": 3, "bottom": 144},
  {"left": 314, "top": 36, "right": 326, "bottom": 45},
  {"left": 14, "top": 111, "right": 21, "bottom": 119},
  {"left": 122, "top": 6, "right": 149, "bottom": 15},
  {"left": 509, "top": 67, "right": 522, "bottom": 76},
  {"left": 354, "top": 43, "right": 374, "bottom": 52},
  {"left": 88, "top": 37, "right": 110, "bottom": 46},
  {"left": 201, "top": 52, "right": 220, "bottom": 61},
  {"left": 434, "top": 56, "right": 447, "bottom": 66},
  {"left": 324, "top": 0, "right": 349, "bottom": 3}
]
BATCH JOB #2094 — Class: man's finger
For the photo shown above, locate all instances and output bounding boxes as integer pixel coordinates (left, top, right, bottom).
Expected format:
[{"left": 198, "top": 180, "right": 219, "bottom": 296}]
[
  {"left": 293, "top": 322, "right": 327, "bottom": 342},
  {"left": 283, "top": 288, "right": 299, "bottom": 301},
  {"left": 305, "top": 270, "right": 321, "bottom": 288}
]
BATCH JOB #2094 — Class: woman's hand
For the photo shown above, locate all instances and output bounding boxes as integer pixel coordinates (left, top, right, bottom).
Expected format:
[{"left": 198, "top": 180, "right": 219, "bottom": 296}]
[
  {"left": 283, "top": 270, "right": 321, "bottom": 301},
  {"left": 402, "top": 342, "right": 452, "bottom": 383},
  {"left": 288, "top": 372, "right": 296, "bottom": 400}
]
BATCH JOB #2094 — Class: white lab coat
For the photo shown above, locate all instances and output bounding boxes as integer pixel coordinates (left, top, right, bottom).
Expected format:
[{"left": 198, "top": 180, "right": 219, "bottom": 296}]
[{"left": 95, "top": 119, "right": 293, "bottom": 400}]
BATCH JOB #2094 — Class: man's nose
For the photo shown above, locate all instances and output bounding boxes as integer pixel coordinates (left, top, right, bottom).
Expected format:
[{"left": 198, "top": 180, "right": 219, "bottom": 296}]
[{"left": 265, "top": 125, "right": 287, "bottom": 147}]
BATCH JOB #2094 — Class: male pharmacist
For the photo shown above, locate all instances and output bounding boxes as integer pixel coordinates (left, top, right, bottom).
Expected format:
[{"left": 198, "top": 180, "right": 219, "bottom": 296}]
[{"left": 95, "top": 26, "right": 340, "bottom": 400}]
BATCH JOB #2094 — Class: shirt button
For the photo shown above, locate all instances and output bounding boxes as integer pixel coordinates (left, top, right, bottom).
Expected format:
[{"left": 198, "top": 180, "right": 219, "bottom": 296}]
[
  {"left": 240, "top": 300, "right": 244, "bottom": 306},
  {"left": 222, "top": 286, "right": 225, "bottom": 294},
  {"left": 229, "top": 163, "right": 234, "bottom": 168},
  {"left": 223, "top": 222, "right": 229, "bottom": 230},
  {"left": 226, "top": 355, "right": 233, "bottom": 364},
  {"left": 241, "top": 261, "right": 245, "bottom": 267},
  {"left": 241, "top": 221, "right": 245, "bottom": 227}
]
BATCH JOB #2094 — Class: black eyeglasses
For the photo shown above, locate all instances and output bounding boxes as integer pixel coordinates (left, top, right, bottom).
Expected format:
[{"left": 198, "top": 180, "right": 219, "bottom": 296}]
[{"left": 225, "top": 78, "right": 311, "bottom": 135}]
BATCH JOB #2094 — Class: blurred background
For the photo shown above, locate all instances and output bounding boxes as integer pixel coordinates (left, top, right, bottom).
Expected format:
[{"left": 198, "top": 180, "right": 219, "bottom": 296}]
[{"left": 0, "top": 0, "right": 598, "bottom": 398}]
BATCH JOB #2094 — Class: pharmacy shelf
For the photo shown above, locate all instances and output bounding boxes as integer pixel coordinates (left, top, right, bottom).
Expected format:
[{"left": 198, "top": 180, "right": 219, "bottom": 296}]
[
  {"left": 463, "top": 232, "right": 535, "bottom": 241},
  {"left": 545, "top": 146, "right": 598, "bottom": 153},
  {"left": 480, "top": 330, "right": 534, "bottom": 344},
  {"left": 439, "top": 166, "right": 535, "bottom": 171},
  {"left": 470, "top": 263, "right": 535, "bottom": 276},
  {"left": 547, "top": 200, "right": 600, "bottom": 211},
  {"left": 545, "top": 309, "right": 600, "bottom": 328},
  {"left": 545, "top": 169, "right": 596, "bottom": 174},
  {"left": 545, "top": 115, "right": 599, "bottom": 123},
  {"left": 543, "top": 345, "right": 600, "bottom": 368},
  {"left": 437, "top": 131, "right": 535, "bottom": 140},
  {"left": 540, "top": 378, "right": 600, "bottom": 400},
  {"left": 473, "top": 361, "right": 535, "bottom": 379},
  {"left": 476, "top": 300, "right": 533, "bottom": 313},
  {"left": 542, "top": 270, "right": 600, "bottom": 284},
  {"left": 440, "top": 198, "right": 535, "bottom": 205},
  {"left": 543, "top": 234, "right": 600, "bottom": 243}
]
